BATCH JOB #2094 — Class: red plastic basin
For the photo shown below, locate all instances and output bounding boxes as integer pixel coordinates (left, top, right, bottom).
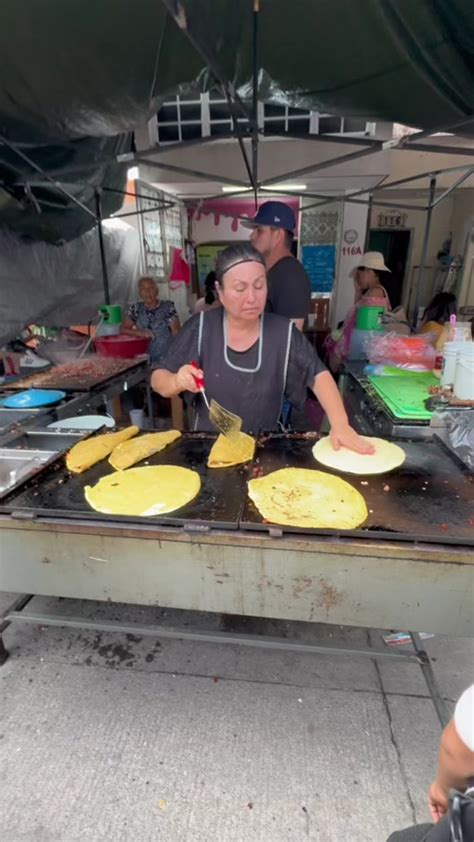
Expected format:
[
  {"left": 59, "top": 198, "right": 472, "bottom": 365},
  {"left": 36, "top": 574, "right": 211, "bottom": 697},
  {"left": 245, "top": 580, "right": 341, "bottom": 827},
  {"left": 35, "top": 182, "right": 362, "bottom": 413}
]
[{"left": 94, "top": 334, "right": 150, "bottom": 359}]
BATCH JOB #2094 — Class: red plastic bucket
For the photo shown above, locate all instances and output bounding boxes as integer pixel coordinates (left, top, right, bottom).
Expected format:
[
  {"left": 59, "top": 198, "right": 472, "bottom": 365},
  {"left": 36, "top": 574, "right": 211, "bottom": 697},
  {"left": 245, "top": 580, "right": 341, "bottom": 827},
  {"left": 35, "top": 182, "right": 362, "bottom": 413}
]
[{"left": 94, "top": 334, "right": 150, "bottom": 358}]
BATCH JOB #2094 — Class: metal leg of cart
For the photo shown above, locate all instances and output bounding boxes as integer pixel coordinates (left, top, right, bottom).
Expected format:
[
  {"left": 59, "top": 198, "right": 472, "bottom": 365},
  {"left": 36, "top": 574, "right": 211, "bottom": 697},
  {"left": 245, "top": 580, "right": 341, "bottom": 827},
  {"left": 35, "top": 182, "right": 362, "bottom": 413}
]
[
  {"left": 0, "top": 594, "right": 451, "bottom": 726},
  {"left": 410, "top": 632, "right": 450, "bottom": 727},
  {"left": 0, "top": 593, "right": 35, "bottom": 664}
]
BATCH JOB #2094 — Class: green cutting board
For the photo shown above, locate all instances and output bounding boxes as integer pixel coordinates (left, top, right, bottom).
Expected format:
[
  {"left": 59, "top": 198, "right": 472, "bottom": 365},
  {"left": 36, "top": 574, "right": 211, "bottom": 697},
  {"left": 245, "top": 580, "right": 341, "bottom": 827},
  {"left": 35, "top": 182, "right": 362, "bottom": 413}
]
[{"left": 368, "top": 372, "right": 438, "bottom": 420}]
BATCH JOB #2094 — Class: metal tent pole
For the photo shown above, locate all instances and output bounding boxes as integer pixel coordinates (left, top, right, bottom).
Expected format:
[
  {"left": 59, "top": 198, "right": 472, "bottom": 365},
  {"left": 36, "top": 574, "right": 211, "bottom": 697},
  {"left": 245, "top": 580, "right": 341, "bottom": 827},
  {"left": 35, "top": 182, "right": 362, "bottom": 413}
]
[
  {"left": 221, "top": 89, "right": 254, "bottom": 187},
  {"left": 161, "top": 0, "right": 255, "bottom": 190},
  {"left": 0, "top": 134, "right": 96, "bottom": 219},
  {"left": 364, "top": 194, "right": 373, "bottom": 250},
  {"left": 431, "top": 167, "right": 474, "bottom": 208},
  {"left": 412, "top": 176, "right": 437, "bottom": 326},
  {"left": 94, "top": 189, "right": 111, "bottom": 305},
  {"left": 251, "top": 0, "right": 260, "bottom": 206},
  {"left": 260, "top": 143, "right": 383, "bottom": 187},
  {"left": 133, "top": 156, "right": 250, "bottom": 188},
  {"left": 402, "top": 116, "right": 474, "bottom": 145},
  {"left": 300, "top": 164, "right": 472, "bottom": 213}
]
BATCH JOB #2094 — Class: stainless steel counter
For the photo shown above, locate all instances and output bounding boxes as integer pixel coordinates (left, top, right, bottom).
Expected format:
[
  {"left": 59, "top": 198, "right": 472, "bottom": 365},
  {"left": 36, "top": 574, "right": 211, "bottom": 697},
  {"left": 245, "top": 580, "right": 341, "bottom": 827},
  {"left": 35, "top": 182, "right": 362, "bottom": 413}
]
[{"left": 1, "top": 515, "right": 472, "bottom": 637}]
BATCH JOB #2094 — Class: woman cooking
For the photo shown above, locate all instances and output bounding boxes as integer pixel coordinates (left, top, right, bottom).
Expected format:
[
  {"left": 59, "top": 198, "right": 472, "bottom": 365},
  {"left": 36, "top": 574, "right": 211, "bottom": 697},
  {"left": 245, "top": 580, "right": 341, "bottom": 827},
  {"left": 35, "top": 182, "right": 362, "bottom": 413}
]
[
  {"left": 122, "top": 276, "right": 180, "bottom": 367},
  {"left": 152, "top": 244, "right": 373, "bottom": 454}
]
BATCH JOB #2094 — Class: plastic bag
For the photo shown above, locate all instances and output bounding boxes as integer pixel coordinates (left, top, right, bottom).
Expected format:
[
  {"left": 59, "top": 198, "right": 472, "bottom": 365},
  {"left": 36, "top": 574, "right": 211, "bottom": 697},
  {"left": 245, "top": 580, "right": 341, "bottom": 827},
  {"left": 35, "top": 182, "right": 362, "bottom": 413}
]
[
  {"left": 366, "top": 331, "right": 436, "bottom": 371},
  {"left": 430, "top": 409, "right": 474, "bottom": 470}
]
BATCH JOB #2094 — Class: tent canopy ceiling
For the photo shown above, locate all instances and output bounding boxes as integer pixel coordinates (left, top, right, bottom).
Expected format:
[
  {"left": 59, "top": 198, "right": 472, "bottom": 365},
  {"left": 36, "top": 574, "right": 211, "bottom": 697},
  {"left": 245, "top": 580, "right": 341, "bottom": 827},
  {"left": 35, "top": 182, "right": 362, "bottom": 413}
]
[{"left": 0, "top": 0, "right": 473, "bottom": 242}]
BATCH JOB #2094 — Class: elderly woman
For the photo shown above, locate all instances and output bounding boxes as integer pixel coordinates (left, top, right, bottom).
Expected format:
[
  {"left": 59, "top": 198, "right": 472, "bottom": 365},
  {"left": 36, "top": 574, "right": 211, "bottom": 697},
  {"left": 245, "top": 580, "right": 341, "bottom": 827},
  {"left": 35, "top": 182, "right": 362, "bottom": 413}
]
[
  {"left": 122, "top": 276, "right": 180, "bottom": 367},
  {"left": 152, "top": 244, "right": 372, "bottom": 453}
]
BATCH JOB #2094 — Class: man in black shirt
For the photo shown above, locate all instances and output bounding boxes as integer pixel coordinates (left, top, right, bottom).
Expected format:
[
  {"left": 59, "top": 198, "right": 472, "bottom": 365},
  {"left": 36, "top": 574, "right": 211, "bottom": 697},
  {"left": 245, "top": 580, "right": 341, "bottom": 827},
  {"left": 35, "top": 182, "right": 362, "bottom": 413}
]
[{"left": 243, "top": 201, "right": 311, "bottom": 330}]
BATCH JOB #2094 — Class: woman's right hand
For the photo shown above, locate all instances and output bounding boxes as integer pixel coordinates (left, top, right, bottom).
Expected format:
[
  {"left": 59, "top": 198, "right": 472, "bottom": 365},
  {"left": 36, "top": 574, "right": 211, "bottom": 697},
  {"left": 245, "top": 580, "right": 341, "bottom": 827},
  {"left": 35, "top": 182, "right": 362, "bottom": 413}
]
[
  {"left": 428, "top": 780, "right": 449, "bottom": 822},
  {"left": 175, "top": 364, "right": 203, "bottom": 393}
]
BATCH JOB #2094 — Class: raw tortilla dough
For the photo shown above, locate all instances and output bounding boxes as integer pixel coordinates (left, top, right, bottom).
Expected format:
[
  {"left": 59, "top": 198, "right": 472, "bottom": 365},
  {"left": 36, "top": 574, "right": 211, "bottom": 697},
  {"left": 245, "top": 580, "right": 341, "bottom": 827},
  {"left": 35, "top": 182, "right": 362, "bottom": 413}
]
[
  {"left": 248, "top": 467, "right": 368, "bottom": 530},
  {"left": 109, "top": 430, "right": 181, "bottom": 470},
  {"left": 66, "top": 426, "right": 138, "bottom": 474},
  {"left": 208, "top": 432, "right": 255, "bottom": 468},
  {"left": 85, "top": 465, "right": 201, "bottom": 517},
  {"left": 312, "top": 436, "right": 405, "bottom": 475}
]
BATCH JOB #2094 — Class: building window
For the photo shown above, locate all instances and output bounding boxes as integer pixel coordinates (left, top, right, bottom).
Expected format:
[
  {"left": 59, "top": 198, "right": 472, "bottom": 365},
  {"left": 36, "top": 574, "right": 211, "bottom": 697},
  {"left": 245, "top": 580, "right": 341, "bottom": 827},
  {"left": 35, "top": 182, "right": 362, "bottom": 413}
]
[
  {"left": 156, "top": 95, "right": 203, "bottom": 144},
  {"left": 154, "top": 94, "right": 373, "bottom": 144}
]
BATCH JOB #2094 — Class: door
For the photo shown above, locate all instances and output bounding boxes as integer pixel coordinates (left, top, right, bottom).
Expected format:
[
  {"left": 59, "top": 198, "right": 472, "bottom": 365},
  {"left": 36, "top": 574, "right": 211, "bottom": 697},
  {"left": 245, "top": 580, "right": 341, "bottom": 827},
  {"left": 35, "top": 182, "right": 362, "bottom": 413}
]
[{"left": 367, "top": 230, "right": 411, "bottom": 309}]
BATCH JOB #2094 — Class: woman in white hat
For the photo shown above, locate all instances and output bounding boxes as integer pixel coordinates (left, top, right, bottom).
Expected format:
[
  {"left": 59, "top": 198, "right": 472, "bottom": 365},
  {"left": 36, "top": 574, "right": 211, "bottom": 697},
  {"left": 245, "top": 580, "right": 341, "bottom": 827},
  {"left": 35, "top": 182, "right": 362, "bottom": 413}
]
[
  {"left": 326, "top": 251, "right": 391, "bottom": 372},
  {"left": 353, "top": 252, "right": 391, "bottom": 308}
]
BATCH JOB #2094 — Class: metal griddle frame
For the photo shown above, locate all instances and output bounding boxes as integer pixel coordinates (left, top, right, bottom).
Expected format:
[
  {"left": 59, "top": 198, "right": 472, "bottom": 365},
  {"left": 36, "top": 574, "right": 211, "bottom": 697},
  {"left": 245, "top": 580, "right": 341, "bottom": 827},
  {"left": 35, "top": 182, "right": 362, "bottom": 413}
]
[
  {"left": 0, "top": 593, "right": 450, "bottom": 727},
  {"left": 0, "top": 433, "right": 470, "bottom": 727},
  {"left": 1, "top": 431, "right": 472, "bottom": 545},
  {"left": 1, "top": 6, "right": 471, "bottom": 729}
]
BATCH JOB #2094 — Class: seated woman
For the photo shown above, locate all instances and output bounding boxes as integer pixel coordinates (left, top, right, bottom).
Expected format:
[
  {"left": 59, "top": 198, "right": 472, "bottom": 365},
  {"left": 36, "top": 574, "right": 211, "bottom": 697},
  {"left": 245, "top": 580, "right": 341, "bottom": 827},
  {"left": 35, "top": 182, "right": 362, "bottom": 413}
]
[
  {"left": 122, "top": 276, "right": 180, "bottom": 367},
  {"left": 152, "top": 243, "right": 373, "bottom": 453},
  {"left": 194, "top": 271, "right": 221, "bottom": 314},
  {"left": 325, "top": 252, "right": 391, "bottom": 372},
  {"left": 418, "top": 292, "right": 456, "bottom": 350}
]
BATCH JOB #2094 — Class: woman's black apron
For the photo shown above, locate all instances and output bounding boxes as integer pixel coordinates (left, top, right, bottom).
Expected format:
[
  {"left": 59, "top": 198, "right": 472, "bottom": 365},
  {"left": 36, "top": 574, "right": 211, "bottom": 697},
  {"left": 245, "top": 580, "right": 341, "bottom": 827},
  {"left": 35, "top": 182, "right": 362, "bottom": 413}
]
[{"left": 193, "top": 308, "right": 293, "bottom": 434}]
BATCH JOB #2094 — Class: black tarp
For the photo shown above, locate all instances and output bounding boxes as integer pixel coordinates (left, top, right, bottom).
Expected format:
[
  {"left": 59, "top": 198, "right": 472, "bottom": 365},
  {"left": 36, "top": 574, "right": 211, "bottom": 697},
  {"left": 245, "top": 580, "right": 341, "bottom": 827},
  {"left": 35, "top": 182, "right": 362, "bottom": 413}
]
[{"left": 0, "top": 0, "right": 473, "bottom": 242}]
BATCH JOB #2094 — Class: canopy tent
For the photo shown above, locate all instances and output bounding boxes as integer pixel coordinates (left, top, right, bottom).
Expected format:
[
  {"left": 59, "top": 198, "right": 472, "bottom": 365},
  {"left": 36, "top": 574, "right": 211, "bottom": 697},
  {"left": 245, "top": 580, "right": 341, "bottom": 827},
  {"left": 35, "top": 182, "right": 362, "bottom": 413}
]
[
  {"left": 0, "top": 221, "right": 141, "bottom": 345},
  {"left": 0, "top": 0, "right": 473, "bottom": 243}
]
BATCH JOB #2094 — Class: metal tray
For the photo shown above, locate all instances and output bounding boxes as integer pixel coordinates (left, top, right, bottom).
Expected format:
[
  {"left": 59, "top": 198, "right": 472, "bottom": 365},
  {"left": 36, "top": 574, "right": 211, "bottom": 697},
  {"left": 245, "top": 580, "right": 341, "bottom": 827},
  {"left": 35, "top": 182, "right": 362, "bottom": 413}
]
[
  {"left": 240, "top": 433, "right": 474, "bottom": 546},
  {"left": 0, "top": 448, "right": 60, "bottom": 499},
  {"left": 4, "top": 430, "right": 87, "bottom": 453},
  {"left": 0, "top": 433, "right": 248, "bottom": 530},
  {"left": 0, "top": 407, "right": 48, "bottom": 434}
]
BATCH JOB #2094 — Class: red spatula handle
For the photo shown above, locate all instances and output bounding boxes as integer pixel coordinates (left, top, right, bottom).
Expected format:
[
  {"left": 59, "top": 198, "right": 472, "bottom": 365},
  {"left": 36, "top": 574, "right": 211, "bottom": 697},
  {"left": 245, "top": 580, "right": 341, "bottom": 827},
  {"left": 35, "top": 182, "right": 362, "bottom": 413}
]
[{"left": 191, "top": 360, "right": 205, "bottom": 390}]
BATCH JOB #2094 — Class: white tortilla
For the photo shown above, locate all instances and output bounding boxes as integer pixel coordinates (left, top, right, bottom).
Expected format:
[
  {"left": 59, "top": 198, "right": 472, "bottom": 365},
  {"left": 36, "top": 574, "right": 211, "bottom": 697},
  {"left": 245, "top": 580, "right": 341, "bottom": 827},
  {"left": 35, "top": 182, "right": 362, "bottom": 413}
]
[{"left": 312, "top": 436, "right": 405, "bottom": 475}]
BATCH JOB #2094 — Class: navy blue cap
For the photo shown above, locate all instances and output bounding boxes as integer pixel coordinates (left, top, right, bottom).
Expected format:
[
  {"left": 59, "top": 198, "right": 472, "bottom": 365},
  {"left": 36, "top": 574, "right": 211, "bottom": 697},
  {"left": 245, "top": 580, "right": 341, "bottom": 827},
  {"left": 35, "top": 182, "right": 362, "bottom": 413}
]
[{"left": 241, "top": 200, "right": 296, "bottom": 231}]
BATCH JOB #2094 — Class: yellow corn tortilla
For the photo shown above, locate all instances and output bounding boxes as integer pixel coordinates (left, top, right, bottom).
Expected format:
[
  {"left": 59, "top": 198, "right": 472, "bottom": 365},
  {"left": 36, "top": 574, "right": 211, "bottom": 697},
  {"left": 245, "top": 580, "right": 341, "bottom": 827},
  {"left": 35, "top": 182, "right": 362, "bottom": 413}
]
[
  {"left": 85, "top": 465, "right": 201, "bottom": 517},
  {"left": 312, "top": 436, "right": 405, "bottom": 475},
  {"left": 248, "top": 467, "right": 368, "bottom": 530},
  {"left": 66, "top": 426, "right": 138, "bottom": 474},
  {"left": 109, "top": 430, "right": 181, "bottom": 470},
  {"left": 208, "top": 432, "right": 255, "bottom": 468}
]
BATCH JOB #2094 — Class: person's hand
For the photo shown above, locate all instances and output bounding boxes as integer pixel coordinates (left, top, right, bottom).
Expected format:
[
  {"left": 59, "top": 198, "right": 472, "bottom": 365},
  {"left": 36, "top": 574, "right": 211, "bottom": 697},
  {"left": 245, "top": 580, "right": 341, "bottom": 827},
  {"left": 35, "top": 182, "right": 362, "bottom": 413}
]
[
  {"left": 175, "top": 364, "right": 203, "bottom": 394},
  {"left": 330, "top": 425, "right": 375, "bottom": 454},
  {"left": 428, "top": 780, "right": 449, "bottom": 822}
]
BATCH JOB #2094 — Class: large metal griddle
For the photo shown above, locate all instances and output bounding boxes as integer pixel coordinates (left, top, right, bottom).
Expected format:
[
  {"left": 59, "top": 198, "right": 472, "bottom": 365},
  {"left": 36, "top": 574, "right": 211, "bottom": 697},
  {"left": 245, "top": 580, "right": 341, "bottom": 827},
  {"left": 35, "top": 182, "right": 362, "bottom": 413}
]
[
  {"left": 0, "top": 431, "right": 472, "bottom": 546},
  {"left": 0, "top": 433, "right": 247, "bottom": 530},
  {"left": 240, "top": 433, "right": 473, "bottom": 546},
  {"left": 3, "top": 357, "right": 146, "bottom": 393}
]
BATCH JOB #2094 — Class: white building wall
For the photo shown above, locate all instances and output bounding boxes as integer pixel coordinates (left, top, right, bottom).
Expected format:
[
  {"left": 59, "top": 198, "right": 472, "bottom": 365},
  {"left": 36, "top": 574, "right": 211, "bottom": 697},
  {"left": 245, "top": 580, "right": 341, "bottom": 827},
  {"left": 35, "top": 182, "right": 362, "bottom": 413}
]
[
  {"left": 331, "top": 199, "right": 369, "bottom": 327},
  {"left": 191, "top": 212, "right": 249, "bottom": 244}
]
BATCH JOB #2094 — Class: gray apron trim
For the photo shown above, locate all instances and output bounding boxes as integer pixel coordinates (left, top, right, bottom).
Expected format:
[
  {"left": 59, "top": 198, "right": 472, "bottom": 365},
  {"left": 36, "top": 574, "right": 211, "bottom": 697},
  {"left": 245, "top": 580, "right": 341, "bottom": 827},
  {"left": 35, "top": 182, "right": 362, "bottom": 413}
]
[
  {"left": 277, "top": 321, "right": 293, "bottom": 431},
  {"left": 192, "top": 312, "right": 206, "bottom": 430},
  {"left": 197, "top": 310, "right": 204, "bottom": 357},
  {"left": 281, "top": 320, "right": 292, "bottom": 400},
  {"left": 223, "top": 311, "right": 264, "bottom": 373}
]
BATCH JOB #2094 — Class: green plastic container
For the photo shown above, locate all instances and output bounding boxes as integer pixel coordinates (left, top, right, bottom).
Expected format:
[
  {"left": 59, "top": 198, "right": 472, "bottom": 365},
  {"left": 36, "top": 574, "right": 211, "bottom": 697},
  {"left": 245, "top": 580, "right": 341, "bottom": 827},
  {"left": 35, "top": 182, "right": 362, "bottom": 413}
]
[
  {"left": 356, "top": 305, "right": 384, "bottom": 330},
  {"left": 99, "top": 304, "right": 122, "bottom": 324}
]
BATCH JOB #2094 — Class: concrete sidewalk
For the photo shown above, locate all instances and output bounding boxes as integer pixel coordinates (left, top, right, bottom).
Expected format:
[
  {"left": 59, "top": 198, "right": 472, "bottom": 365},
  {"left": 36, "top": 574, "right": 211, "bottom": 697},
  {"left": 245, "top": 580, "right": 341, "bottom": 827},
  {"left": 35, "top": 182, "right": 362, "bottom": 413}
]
[{"left": 0, "top": 593, "right": 471, "bottom": 842}]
